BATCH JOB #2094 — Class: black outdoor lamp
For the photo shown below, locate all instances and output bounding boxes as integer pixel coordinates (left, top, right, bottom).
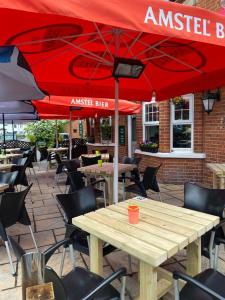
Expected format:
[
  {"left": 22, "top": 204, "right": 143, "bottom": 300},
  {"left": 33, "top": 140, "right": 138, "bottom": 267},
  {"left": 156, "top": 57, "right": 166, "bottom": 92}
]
[
  {"left": 112, "top": 57, "right": 145, "bottom": 78},
  {"left": 202, "top": 89, "right": 220, "bottom": 114}
]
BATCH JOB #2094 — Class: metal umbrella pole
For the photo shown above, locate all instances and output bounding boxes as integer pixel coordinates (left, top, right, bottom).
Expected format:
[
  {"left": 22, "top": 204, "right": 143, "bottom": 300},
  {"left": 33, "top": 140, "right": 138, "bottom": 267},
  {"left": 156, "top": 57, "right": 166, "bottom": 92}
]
[
  {"left": 55, "top": 120, "right": 58, "bottom": 148},
  {"left": 12, "top": 120, "right": 15, "bottom": 140},
  {"left": 113, "top": 78, "right": 119, "bottom": 204},
  {"left": 69, "top": 109, "right": 72, "bottom": 159},
  {"left": 2, "top": 113, "right": 6, "bottom": 154}
]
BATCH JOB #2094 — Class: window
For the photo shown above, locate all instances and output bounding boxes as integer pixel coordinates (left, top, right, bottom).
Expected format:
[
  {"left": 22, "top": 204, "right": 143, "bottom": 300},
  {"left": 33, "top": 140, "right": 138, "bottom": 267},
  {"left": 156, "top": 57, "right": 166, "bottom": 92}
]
[
  {"left": 100, "top": 117, "right": 112, "bottom": 143},
  {"left": 142, "top": 103, "right": 159, "bottom": 143},
  {"left": 171, "top": 94, "right": 194, "bottom": 151}
]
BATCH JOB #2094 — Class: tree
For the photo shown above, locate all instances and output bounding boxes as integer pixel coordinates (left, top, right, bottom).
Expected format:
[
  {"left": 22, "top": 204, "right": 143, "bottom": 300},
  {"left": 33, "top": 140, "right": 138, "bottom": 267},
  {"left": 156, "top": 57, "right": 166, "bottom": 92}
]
[{"left": 24, "top": 120, "right": 68, "bottom": 147}]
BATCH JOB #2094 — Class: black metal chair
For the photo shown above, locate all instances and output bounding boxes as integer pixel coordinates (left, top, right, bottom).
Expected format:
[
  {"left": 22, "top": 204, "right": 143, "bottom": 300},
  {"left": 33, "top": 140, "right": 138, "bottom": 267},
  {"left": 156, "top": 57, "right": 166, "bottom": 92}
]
[
  {"left": 56, "top": 186, "right": 115, "bottom": 276},
  {"left": 9, "top": 237, "right": 126, "bottom": 300},
  {"left": 184, "top": 182, "right": 225, "bottom": 269},
  {"left": 120, "top": 156, "right": 142, "bottom": 182},
  {"left": 0, "top": 170, "right": 18, "bottom": 192},
  {"left": 124, "top": 164, "right": 162, "bottom": 201},
  {"left": 81, "top": 155, "right": 101, "bottom": 166},
  {"left": 173, "top": 269, "right": 225, "bottom": 300},
  {"left": 0, "top": 184, "right": 38, "bottom": 275},
  {"left": 66, "top": 170, "right": 106, "bottom": 206}
]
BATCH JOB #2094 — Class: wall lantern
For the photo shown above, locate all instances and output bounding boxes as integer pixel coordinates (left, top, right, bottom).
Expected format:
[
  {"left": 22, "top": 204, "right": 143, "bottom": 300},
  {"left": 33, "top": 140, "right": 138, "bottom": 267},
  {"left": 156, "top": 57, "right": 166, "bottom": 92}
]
[
  {"left": 202, "top": 89, "right": 220, "bottom": 114},
  {"left": 112, "top": 57, "right": 145, "bottom": 79}
]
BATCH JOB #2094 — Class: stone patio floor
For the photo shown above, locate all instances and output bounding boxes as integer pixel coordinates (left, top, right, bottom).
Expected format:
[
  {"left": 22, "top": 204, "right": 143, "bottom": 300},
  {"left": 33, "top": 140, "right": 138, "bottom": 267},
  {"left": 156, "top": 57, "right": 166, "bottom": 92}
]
[{"left": 1, "top": 163, "right": 225, "bottom": 300}]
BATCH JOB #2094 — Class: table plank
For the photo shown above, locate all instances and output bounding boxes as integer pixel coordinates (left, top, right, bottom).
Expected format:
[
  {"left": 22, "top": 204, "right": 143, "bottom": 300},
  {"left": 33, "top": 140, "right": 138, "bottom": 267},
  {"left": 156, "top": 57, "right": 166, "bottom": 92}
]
[
  {"left": 97, "top": 208, "right": 188, "bottom": 249},
  {"left": 87, "top": 211, "right": 178, "bottom": 257},
  {"left": 131, "top": 198, "right": 218, "bottom": 224},
  {"left": 0, "top": 164, "right": 14, "bottom": 171},
  {"left": 73, "top": 215, "right": 167, "bottom": 266},
  {"left": 108, "top": 204, "right": 197, "bottom": 242},
  {"left": 0, "top": 183, "right": 9, "bottom": 192},
  {"left": 128, "top": 199, "right": 216, "bottom": 230}
]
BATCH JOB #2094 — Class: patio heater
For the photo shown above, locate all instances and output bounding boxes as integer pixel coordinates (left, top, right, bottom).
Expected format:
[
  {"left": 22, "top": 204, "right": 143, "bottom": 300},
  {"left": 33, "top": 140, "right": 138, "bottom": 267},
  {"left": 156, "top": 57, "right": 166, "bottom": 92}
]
[
  {"left": 112, "top": 57, "right": 145, "bottom": 204},
  {"left": 202, "top": 89, "right": 220, "bottom": 114}
]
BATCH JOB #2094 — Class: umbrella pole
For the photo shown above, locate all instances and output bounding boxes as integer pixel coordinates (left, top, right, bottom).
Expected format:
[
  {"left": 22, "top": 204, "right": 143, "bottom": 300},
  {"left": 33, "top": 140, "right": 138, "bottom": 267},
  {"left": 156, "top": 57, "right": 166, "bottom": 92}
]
[
  {"left": 55, "top": 120, "right": 58, "bottom": 148},
  {"left": 69, "top": 110, "right": 72, "bottom": 159},
  {"left": 113, "top": 78, "right": 119, "bottom": 204},
  {"left": 12, "top": 120, "right": 14, "bottom": 141},
  {"left": 2, "top": 113, "right": 6, "bottom": 154}
]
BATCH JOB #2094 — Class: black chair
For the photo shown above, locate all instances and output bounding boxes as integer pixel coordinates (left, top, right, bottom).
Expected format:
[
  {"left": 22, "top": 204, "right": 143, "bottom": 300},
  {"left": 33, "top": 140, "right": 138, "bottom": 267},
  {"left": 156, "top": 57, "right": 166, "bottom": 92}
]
[
  {"left": 9, "top": 237, "right": 126, "bottom": 300},
  {"left": 81, "top": 155, "right": 101, "bottom": 167},
  {"left": 11, "top": 157, "right": 29, "bottom": 187},
  {"left": 0, "top": 184, "right": 38, "bottom": 275},
  {"left": 120, "top": 156, "right": 142, "bottom": 182},
  {"left": 173, "top": 269, "right": 225, "bottom": 300},
  {"left": 66, "top": 171, "right": 106, "bottom": 206},
  {"left": 0, "top": 170, "right": 18, "bottom": 192},
  {"left": 56, "top": 186, "right": 115, "bottom": 276},
  {"left": 124, "top": 164, "right": 162, "bottom": 201},
  {"left": 184, "top": 182, "right": 225, "bottom": 269},
  {"left": 39, "top": 147, "right": 48, "bottom": 161},
  {"left": 71, "top": 144, "right": 88, "bottom": 159},
  {"left": 63, "top": 159, "right": 80, "bottom": 173}
]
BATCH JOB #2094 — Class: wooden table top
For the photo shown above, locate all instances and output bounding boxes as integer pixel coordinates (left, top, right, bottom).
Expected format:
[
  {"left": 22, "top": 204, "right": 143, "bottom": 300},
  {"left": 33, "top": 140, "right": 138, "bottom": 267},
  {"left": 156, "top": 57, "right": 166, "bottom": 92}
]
[
  {"left": 6, "top": 148, "right": 21, "bottom": 153},
  {"left": 78, "top": 162, "right": 134, "bottom": 176},
  {"left": 47, "top": 147, "right": 68, "bottom": 152},
  {"left": 0, "top": 183, "right": 9, "bottom": 192},
  {"left": 207, "top": 163, "right": 225, "bottom": 176},
  {"left": 0, "top": 153, "right": 22, "bottom": 159},
  {"left": 0, "top": 164, "right": 14, "bottom": 171},
  {"left": 73, "top": 198, "right": 219, "bottom": 267},
  {"left": 80, "top": 153, "right": 110, "bottom": 160}
]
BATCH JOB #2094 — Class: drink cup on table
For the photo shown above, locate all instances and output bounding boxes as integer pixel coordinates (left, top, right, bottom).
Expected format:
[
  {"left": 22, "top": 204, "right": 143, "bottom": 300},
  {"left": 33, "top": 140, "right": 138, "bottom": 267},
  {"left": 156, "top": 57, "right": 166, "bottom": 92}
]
[
  {"left": 128, "top": 205, "right": 139, "bottom": 224},
  {"left": 98, "top": 159, "right": 103, "bottom": 167}
]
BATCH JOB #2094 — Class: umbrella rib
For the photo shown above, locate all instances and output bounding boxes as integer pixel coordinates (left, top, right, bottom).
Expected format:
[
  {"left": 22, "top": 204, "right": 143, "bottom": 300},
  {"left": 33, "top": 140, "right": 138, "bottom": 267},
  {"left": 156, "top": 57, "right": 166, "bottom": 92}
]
[
  {"left": 135, "top": 36, "right": 172, "bottom": 58},
  {"left": 120, "top": 35, "right": 153, "bottom": 90},
  {"left": 123, "top": 32, "right": 143, "bottom": 57},
  {"left": 14, "top": 31, "right": 112, "bottom": 47},
  {"left": 61, "top": 38, "right": 113, "bottom": 66},
  {"left": 126, "top": 33, "right": 203, "bottom": 74},
  {"left": 142, "top": 54, "right": 165, "bottom": 62},
  {"left": 94, "top": 22, "right": 114, "bottom": 62}
]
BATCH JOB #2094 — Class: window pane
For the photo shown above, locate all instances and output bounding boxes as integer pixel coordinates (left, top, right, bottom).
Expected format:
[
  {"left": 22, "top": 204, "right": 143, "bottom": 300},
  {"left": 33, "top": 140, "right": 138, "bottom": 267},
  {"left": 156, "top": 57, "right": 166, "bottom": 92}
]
[
  {"left": 144, "top": 104, "right": 159, "bottom": 122},
  {"left": 174, "top": 99, "right": 190, "bottom": 121},
  {"left": 173, "top": 125, "right": 191, "bottom": 148},
  {"left": 145, "top": 125, "right": 159, "bottom": 143}
]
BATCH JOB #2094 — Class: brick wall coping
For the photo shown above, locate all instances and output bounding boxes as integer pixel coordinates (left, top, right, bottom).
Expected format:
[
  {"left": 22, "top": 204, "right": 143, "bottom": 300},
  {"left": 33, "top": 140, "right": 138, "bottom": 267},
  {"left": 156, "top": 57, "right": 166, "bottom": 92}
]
[
  {"left": 135, "top": 149, "right": 206, "bottom": 159},
  {"left": 87, "top": 143, "right": 115, "bottom": 147}
]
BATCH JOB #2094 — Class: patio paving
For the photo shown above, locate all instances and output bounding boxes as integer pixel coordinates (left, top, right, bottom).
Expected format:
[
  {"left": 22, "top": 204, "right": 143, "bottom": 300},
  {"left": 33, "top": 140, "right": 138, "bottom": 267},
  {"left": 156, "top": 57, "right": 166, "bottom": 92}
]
[{"left": 1, "top": 163, "right": 225, "bottom": 299}]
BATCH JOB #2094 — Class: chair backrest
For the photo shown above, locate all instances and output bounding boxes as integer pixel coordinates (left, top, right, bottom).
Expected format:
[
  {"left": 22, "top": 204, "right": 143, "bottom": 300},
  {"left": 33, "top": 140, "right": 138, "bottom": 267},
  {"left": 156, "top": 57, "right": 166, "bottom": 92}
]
[
  {"left": 39, "top": 147, "right": 48, "bottom": 161},
  {"left": 0, "top": 170, "right": 18, "bottom": 188},
  {"left": 63, "top": 159, "right": 80, "bottom": 173},
  {"left": 184, "top": 182, "right": 225, "bottom": 217},
  {"left": 56, "top": 186, "right": 96, "bottom": 223},
  {"left": 81, "top": 155, "right": 101, "bottom": 166},
  {"left": 12, "top": 157, "right": 27, "bottom": 166},
  {"left": 66, "top": 171, "right": 85, "bottom": 192},
  {"left": 142, "top": 164, "right": 161, "bottom": 192},
  {"left": 55, "top": 153, "right": 62, "bottom": 164},
  {"left": 0, "top": 184, "right": 32, "bottom": 228}
]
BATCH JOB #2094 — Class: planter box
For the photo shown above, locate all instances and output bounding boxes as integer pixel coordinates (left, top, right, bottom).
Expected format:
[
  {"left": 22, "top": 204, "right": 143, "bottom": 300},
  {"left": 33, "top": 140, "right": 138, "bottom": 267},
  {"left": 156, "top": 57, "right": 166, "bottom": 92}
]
[{"left": 140, "top": 146, "right": 158, "bottom": 153}]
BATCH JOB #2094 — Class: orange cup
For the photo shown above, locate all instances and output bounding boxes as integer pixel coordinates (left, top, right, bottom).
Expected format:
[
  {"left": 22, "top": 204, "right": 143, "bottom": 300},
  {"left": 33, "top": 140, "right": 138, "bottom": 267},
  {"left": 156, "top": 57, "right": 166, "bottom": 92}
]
[{"left": 128, "top": 205, "right": 139, "bottom": 224}]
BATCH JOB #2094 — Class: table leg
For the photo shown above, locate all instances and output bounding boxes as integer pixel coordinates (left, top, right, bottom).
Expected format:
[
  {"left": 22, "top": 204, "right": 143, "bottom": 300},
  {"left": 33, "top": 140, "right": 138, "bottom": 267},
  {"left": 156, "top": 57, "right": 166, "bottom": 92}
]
[
  {"left": 186, "top": 237, "right": 201, "bottom": 277},
  {"left": 139, "top": 261, "right": 157, "bottom": 300},
  {"left": 219, "top": 177, "right": 225, "bottom": 189},
  {"left": 89, "top": 234, "right": 103, "bottom": 276},
  {"left": 213, "top": 174, "right": 218, "bottom": 189},
  {"left": 105, "top": 175, "right": 113, "bottom": 205}
]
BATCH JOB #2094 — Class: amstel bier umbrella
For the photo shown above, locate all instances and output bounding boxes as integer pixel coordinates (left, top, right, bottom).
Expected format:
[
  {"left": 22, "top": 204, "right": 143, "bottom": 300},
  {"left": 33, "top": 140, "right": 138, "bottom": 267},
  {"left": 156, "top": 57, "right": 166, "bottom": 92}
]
[
  {"left": 33, "top": 96, "right": 141, "bottom": 158},
  {"left": 2, "top": 0, "right": 225, "bottom": 203}
]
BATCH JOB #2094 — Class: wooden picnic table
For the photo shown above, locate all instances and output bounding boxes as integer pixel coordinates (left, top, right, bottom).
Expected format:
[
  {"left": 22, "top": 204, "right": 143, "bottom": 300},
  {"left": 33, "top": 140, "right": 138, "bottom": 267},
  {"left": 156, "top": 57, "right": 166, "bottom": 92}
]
[
  {"left": 80, "top": 153, "right": 110, "bottom": 163},
  {"left": 207, "top": 163, "right": 225, "bottom": 188},
  {"left": 47, "top": 147, "right": 68, "bottom": 153},
  {"left": 0, "top": 183, "right": 9, "bottom": 192},
  {"left": 0, "top": 164, "right": 14, "bottom": 172},
  {"left": 78, "top": 162, "right": 135, "bottom": 204},
  {"left": 0, "top": 153, "right": 22, "bottom": 164},
  {"left": 5, "top": 148, "right": 21, "bottom": 154},
  {"left": 73, "top": 198, "right": 219, "bottom": 300}
]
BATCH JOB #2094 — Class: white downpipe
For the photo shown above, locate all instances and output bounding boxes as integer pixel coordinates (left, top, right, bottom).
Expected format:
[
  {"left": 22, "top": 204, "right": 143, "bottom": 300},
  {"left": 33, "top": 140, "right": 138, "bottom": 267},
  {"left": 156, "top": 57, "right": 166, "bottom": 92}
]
[
  {"left": 69, "top": 110, "right": 72, "bottom": 159},
  {"left": 113, "top": 78, "right": 119, "bottom": 204}
]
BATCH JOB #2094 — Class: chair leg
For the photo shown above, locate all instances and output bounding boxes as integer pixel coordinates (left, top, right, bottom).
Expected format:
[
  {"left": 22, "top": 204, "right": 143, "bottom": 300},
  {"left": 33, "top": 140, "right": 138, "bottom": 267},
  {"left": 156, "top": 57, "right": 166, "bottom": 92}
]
[
  {"left": 158, "top": 192, "right": 162, "bottom": 202},
  {"left": 103, "top": 183, "right": 107, "bottom": 207},
  {"left": 209, "top": 231, "right": 216, "bottom": 268},
  {"left": 69, "top": 244, "right": 76, "bottom": 269},
  {"left": 214, "top": 244, "right": 219, "bottom": 270},
  {"left": 28, "top": 225, "right": 38, "bottom": 252},
  {"left": 120, "top": 276, "right": 126, "bottom": 300},
  {"left": 174, "top": 279, "right": 180, "bottom": 300},
  {"left": 122, "top": 180, "right": 126, "bottom": 202},
  {"left": 59, "top": 247, "right": 66, "bottom": 277},
  {"left": 5, "top": 241, "right": 16, "bottom": 276}
]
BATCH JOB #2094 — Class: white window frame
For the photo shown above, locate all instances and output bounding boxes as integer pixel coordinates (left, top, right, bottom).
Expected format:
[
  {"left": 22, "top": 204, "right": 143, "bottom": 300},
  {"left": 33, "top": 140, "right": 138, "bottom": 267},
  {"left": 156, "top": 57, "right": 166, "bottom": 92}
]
[
  {"left": 142, "top": 102, "right": 159, "bottom": 141},
  {"left": 170, "top": 94, "right": 194, "bottom": 152}
]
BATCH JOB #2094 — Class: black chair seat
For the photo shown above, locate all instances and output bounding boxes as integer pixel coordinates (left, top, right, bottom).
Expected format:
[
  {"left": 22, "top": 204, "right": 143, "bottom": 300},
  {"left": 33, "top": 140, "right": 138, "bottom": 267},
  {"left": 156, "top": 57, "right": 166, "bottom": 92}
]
[
  {"left": 125, "top": 183, "right": 147, "bottom": 197},
  {"left": 180, "top": 269, "right": 225, "bottom": 300},
  {"left": 72, "top": 229, "right": 115, "bottom": 256},
  {"left": 63, "top": 267, "right": 120, "bottom": 300}
]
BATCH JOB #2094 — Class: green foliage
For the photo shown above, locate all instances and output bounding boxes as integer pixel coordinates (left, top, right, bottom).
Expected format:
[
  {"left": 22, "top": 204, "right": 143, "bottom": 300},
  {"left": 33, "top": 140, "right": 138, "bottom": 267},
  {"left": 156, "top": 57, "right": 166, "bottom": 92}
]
[{"left": 24, "top": 120, "right": 68, "bottom": 147}]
